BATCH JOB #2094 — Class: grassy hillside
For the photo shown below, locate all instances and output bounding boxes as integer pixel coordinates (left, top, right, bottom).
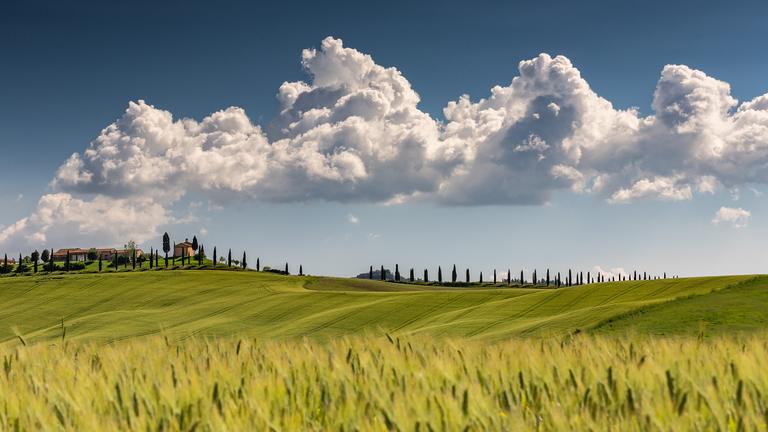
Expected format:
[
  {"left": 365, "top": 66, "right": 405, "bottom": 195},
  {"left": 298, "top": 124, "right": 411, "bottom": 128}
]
[
  {"left": 595, "top": 276, "right": 768, "bottom": 335},
  {"left": 0, "top": 271, "right": 761, "bottom": 345}
]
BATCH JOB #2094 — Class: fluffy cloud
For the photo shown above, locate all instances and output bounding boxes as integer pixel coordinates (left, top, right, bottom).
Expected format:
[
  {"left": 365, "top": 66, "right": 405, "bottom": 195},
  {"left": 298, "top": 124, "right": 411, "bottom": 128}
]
[
  {"left": 3, "top": 37, "right": 768, "bottom": 250},
  {"left": 711, "top": 207, "right": 751, "bottom": 228},
  {"left": 0, "top": 193, "right": 167, "bottom": 249}
]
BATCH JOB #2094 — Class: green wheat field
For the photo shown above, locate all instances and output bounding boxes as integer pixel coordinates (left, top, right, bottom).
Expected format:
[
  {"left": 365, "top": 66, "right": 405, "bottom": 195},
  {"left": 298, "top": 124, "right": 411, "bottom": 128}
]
[{"left": 2, "top": 271, "right": 768, "bottom": 430}]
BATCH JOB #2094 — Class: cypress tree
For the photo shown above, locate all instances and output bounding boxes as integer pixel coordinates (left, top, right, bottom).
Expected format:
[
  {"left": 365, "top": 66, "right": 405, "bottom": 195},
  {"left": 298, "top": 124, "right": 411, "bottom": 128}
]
[
  {"left": 507, "top": 269, "right": 511, "bottom": 286},
  {"left": 369, "top": 265, "right": 373, "bottom": 279},
  {"left": 242, "top": 251, "right": 247, "bottom": 269},
  {"left": 587, "top": 271, "right": 590, "bottom": 285},
  {"left": 256, "top": 257, "right": 260, "bottom": 271},
  {"left": 132, "top": 248, "right": 137, "bottom": 270},
  {"left": 568, "top": 269, "right": 572, "bottom": 287},
  {"left": 395, "top": 264, "right": 400, "bottom": 282},
  {"left": 98, "top": 254, "right": 102, "bottom": 272},
  {"left": 213, "top": 247, "right": 217, "bottom": 268},
  {"left": 664, "top": 272, "right": 666, "bottom": 279},
  {"left": 643, "top": 271, "right": 647, "bottom": 280},
  {"left": 299, "top": 265, "right": 303, "bottom": 276},
  {"left": 380, "top": 265, "right": 385, "bottom": 281},
  {"left": 228, "top": 249, "right": 232, "bottom": 267},
  {"left": 465, "top": 268, "right": 469, "bottom": 283},
  {"left": 181, "top": 246, "right": 185, "bottom": 267},
  {"left": 479, "top": 271, "right": 483, "bottom": 284},
  {"left": 200, "top": 245, "right": 205, "bottom": 266},
  {"left": 192, "top": 236, "right": 198, "bottom": 254},
  {"left": 3, "top": 254, "right": 7, "bottom": 271},
  {"left": 409, "top": 268, "right": 414, "bottom": 282},
  {"left": 438, "top": 266, "right": 443, "bottom": 283},
  {"left": 451, "top": 265, "right": 457, "bottom": 283},
  {"left": 18, "top": 254, "right": 22, "bottom": 273},
  {"left": 155, "top": 250, "right": 159, "bottom": 268},
  {"left": 546, "top": 269, "right": 550, "bottom": 286},
  {"left": 149, "top": 247, "right": 153, "bottom": 269},
  {"left": 493, "top": 269, "right": 497, "bottom": 284},
  {"left": 32, "top": 250, "right": 39, "bottom": 273},
  {"left": 533, "top": 269, "right": 537, "bottom": 285},
  {"left": 423, "top": 268, "right": 428, "bottom": 282},
  {"left": 65, "top": 251, "right": 70, "bottom": 272},
  {"left": 557, "top": 272, "right": 561, "bottom": 288},
  {"left": 520, "top": 270, "right": 524, "bottom": 285},
  {"left": 285, "top": 262, "right": 289, "bottom": 275}
]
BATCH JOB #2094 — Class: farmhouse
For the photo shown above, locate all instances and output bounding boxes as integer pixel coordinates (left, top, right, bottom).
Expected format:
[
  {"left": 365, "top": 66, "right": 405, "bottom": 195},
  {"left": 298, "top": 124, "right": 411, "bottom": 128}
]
[
  {"left": 96, "top": 248, "right": 117, "bottom": 260},
  {"left": 174, "top": 240, "right": 194, "bottom": 258},
  {"left": 52, "top": 248, "right": 89, "bottom": 262},
  {"left": 116, "top": 249, "right": 143, "bottom": 258}
]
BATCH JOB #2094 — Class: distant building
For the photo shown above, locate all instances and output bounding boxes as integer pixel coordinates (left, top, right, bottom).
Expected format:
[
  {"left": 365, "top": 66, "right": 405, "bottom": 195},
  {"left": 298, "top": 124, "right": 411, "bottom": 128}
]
[
  {"left": 117, "top": 249, "right": 143, "bottom": 257},
  {"left": 52, "top": 248, "right": 88, "bottom": 262},
  {"left": 96, "top": 248, "right": 117, "bottom": 260},
  {"left": 174, "top": 240, "right": 194, "bottom": 258}
]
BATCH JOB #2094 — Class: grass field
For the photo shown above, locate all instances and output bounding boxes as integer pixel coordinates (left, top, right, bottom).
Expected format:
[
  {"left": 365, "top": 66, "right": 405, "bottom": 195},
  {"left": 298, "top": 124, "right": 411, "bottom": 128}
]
[
  {"left": 0, "top": 270, "right": 762, "bottom": 345},
  {"left": 2, "top": 271, "right": 768, "bottom": 430},
  {"left": 2, "top": 334, "right": 767, "bottom": 430}
]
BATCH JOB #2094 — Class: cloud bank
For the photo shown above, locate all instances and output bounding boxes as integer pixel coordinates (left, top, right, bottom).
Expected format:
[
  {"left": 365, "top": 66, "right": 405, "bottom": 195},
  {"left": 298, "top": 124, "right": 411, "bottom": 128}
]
[{"left": 3, "top": 36, "right": 768, "bottom": 250}]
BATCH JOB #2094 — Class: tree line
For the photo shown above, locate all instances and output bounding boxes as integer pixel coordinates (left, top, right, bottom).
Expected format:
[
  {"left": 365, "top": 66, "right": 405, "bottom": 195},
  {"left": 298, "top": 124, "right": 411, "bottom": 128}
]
[
  {"left": 365, "top": 264, "right": 674, "bottom": 287},
  {"left": 0, "top": 232, "right": 306, "bottom": 277}
]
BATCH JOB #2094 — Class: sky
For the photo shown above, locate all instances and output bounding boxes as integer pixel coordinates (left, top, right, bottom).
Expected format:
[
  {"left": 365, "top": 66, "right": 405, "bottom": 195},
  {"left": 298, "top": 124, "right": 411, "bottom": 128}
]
[{"left": 1, "top": 0, "right": 768, "bottom": 277}]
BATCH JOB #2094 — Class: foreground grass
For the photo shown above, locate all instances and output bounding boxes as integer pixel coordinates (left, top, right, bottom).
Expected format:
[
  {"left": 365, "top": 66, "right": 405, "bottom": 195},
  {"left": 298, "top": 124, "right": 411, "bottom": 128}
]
[
  {"left": 0, "top": 272, "right": 761, "bottom": 344},
  {"left": 1, "top": 335, "right": 767, "bottom": 430}
]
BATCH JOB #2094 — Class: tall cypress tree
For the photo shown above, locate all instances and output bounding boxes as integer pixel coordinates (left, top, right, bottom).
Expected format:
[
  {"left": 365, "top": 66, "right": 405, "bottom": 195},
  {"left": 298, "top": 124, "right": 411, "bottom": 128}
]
[
  {"left": 227, "top": 249, "right": 232, "bottom": 267},
  {"left": 242, "top": 252, "right": 247, "bottom": 269},
  {"left": 132, "top": 248, "right": 137, "bottom": 270},
  {"left": 587, "top": 271, "right": 590, "bottom": 285},
  {"left": 423, "top": 268, "right": 428, "bottom": 282},
  {"left": 557, "top": 272, "right": 561, "bottom": 288},
  {"left": 380, "top": 265, "right": 385, "bottom": 281},
  {"left": 285, "top": 262, "right": 289, "bottom": 274},
  {"left": 568, "top": 269, "right": 572, "bottom": 287},
  {"left": 438, "top": 266, "right": 442, "bottom": 283},
  {"left": 520, "top": 270, "right": 524, "bottom": 285},
  {"left": 395, "top": 264, "right": 400, "bottom": 282},
  {"left": 299, "top": 265, "right": 303, "bottom": 276},
  {"left": 369, "top": 265, "right": 373, "bottom": 279},
  {"left": 465, "top": 268, "right": 469, "bottom": 283},
  {"left": 493, "top": 269, "right": 497, "bottom": 284},
  {"left": 98, "top": 254, "right": 102, "bottom": 272},
  {"left": 32, "top": 250, "right": 39, "bottom": 273},
  {"left": 409, "top": 268, "right": 414, "bottom": 282},
  {"left": 162, "top": 232, "right": 170, "bottom": 266},
  {"left": 479, "top": 271, "right": 483, "bottom": 284},
  {"left": 213, "top": 247, "right": 217, "bottom": 268},
  {"left": 149, "top": 247, "right": 153, "bottom": 269},
  {"left": 533, "top": 269, "right": 537, "bottom": 285},
  {"left": 451, "top": 265, "right": 457, "bottom": 283},
  {"left": 192, "top": 236, "right": 198, "bottom": 254},
  {"left": 546, "top": 269, "right": 550, "bottom": 286},
  {"left": 3, "top": 254, "right": 7, "bottom": 271},
  {"left": 65, "top": 251, "right": 70, "bottom": 272},
  {"left": 507, "top": 269, "right": 511, "bottom": 286},
  {"left": 256, "top": 257, "right": 260, "bottom": 271}
]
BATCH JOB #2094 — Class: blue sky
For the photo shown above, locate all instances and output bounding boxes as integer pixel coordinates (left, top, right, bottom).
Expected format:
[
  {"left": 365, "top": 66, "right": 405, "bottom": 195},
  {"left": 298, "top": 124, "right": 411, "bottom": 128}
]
[{"left": 2, "top": 0, "right": 768, "bottom": 276}]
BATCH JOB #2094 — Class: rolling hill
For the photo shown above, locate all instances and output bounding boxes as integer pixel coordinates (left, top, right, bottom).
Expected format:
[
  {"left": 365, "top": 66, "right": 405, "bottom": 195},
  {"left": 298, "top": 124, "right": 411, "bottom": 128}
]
[{"left": 0, "top": 270, "right": 762, "bottom": 345}]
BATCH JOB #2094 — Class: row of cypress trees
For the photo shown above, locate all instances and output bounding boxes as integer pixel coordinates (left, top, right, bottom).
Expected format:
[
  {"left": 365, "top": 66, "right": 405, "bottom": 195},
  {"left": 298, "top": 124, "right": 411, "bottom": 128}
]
[{"left": 367, "top": 264, "right": 672, "bottom": 286}]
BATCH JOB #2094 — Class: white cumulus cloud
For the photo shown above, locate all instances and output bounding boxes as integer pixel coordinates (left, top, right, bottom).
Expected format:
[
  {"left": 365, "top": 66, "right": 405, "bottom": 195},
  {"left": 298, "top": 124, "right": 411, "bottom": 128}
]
[
  {"left": 711, "top": 206, "right": 751, "bottom": 228},
  {"left": 3, "top": 37, "right": 768, "bottom": 251}
]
